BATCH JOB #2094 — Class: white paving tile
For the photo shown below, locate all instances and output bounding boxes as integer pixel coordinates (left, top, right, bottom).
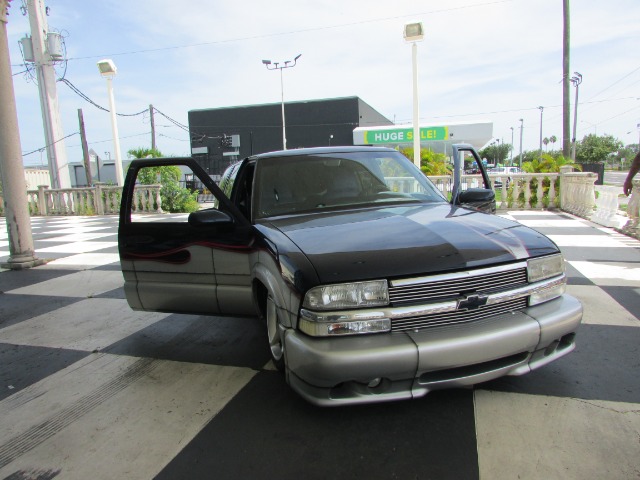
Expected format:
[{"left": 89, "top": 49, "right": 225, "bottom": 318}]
[
  {"left": 36, "top": 241, "right": 117, "bottom": 254},
  {"left": 41, "top": 253, "right": 121, "bottom": 268},
  {"left": 514, "top": 219, "right": 590, "bottom": 228},
  {"left": 568, "top": 260, "right": 640, "bottom": 286},
  {"left": 0, "top": 297, "right": 167, "bottom": 351},
  {"left": 5, "top": 269, "right": 124, "bottom": 297},
  {"left": 566, "top": 284, "right": 640, "bottom": 327},
  {"left": 475, "top": 390, "right": 640, "bottom": 480},
  {"left": 39, "top": 232, "right": 117, "bottom": 243},
  {"left": 547, "top": 235, "right": 630, "bottom": 248},
  {"left": 0, "top": 354, "right": 256, "bottom": 479},
  {"left": 44, "top": 226, "right": 114, "bottom": 234}
]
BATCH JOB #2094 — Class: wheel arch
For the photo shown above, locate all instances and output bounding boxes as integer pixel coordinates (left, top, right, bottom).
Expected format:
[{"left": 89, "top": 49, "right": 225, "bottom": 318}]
[{"left": 252, "top": 262, "right": 296, "bottom": 329}]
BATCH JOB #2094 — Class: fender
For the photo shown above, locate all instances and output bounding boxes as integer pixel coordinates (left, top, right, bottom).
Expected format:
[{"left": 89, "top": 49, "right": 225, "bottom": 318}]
[{"left": 253, "top": 257, "right": 300, "bottom": 329}]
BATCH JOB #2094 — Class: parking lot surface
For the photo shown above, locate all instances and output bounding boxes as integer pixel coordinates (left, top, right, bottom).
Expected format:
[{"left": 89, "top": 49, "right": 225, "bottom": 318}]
[{"left": 1, "top": 211, "right": 639, "bottom": 479}]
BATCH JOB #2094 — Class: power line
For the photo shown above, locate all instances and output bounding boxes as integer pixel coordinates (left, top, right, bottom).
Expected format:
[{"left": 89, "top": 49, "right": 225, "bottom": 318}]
[
  {"left": 22, "top": 132, "right": 79, "bottom": 157},
  {"left": 58, "top": 78, "right": 147, "bottom": 117}
]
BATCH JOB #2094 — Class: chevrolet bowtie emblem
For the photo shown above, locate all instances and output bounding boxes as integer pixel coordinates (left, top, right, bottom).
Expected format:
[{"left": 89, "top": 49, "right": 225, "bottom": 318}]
[{"left": 457, "top": 294, "right": 488, "bottom": 310}]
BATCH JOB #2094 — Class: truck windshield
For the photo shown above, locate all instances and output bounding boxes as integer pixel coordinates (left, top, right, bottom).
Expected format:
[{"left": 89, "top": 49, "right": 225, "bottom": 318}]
[{"left": 254, "top": 151, "right": 447, "bottom": 218}]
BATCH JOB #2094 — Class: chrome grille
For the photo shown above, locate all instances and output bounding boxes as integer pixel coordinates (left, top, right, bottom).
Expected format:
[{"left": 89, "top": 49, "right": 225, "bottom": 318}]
[
  {"left": 388, "top": 264, "right": 529, "bottom": 332},
  {"left": 389, "top": 266, "right": 528, "bottom": 305},
  {"left": 391, "top": 297, "right": 528, "bottom": 332}
]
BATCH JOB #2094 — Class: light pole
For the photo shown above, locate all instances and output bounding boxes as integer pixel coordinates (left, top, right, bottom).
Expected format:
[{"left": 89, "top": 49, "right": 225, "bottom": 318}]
[
  {"left": 570, "top": 72, "right": 582, "bottom": 162},
  {"left": 510, "top": 126, "right": 514, "bottom": 165},
  {"left": 538, "top": 106, "right": 544, "bottom": 160},
  {"left": 262, "top": 54, "right": 302, "bottom": 150},
  {"left": 97, "top": 59, "right": 124, "bottom": 186},
  {"left": 404, "top": 22, "right": 424, "bottom": 168},
  {"left": 519, "top": 118, "right": 524, "bottom": 168}
]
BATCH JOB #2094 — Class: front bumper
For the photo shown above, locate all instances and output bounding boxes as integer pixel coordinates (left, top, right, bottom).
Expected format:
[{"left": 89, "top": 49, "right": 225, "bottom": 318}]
[{"left": 284, "top": 294, "right": 582, "bottom": 406}]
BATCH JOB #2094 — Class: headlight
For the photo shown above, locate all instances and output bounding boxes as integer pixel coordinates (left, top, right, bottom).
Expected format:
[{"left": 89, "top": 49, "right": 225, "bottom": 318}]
[
  {"left": 527, "top": 254, "right": 565, "bottom": 283},
  {"left": 303, "top": 280, "right": 389, "bottom": 310}
]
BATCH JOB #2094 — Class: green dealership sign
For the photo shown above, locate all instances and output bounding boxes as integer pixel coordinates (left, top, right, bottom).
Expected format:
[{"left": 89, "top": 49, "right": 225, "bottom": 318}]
[{"left": 363, "top": 126, "right": 448, "bottom": 144}]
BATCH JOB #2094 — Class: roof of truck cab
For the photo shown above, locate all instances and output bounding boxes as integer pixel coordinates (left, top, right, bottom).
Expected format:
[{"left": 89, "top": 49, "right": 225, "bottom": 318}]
[{"left": 248, "top": 146, "right": 396, "bottom": 160}]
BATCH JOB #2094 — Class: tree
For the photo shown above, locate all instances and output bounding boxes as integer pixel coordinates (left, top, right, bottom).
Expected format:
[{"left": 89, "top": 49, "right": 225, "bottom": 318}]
[
  {"left": 399, "top": 147, "right": 452, "bottom": 175},
  {"left": 613, "top": 144, "right": 638, "bottom": 169},
  {"left": 128, "top": 147, "right": 164, "bottom": 160},
  {"left": 522, "top": 153, "right": 579, "bottom": 173},
  {"left": 479, "top": 143, "right": 511, "bottom": 166},
  {"left": 127, "top": 147, "right": 199, "bottom": 213},
  {"left": 575, "top": 134, "right": 623, "bottom": 164}
]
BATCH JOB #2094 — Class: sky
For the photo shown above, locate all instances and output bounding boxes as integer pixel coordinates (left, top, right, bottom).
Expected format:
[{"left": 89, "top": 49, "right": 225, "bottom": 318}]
[{"left": 6, "top": 0, "right": 640, "bottom": 168}]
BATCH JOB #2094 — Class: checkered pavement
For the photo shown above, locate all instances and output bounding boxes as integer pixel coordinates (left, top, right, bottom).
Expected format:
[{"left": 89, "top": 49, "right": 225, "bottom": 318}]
[{"left": 0, "top": 211, "right": 638, "bottom": 479}]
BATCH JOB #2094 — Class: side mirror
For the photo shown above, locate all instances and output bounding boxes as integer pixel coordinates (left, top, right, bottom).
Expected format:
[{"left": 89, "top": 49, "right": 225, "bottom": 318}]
[
  {"left": 457, "top": 188, "right": 496, "bottom": 213},
  {"left": 188, "top": 208, "right": 234, "bottom": 227}
]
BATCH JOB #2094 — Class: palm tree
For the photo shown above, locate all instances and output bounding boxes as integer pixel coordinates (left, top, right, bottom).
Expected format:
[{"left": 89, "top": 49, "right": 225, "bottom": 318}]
[{"left": 543, "top": 137, "right": 549, "bottom": 151}]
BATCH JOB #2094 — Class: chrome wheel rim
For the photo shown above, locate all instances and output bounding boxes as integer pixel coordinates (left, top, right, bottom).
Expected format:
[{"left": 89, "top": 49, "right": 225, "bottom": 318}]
[{"left": 266, "top": 296, "right": 283, "bottom": 361}]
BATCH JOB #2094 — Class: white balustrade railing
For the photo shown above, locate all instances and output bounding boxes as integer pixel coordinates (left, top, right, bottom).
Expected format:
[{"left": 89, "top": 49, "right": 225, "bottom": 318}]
[
  {"left": 1, "top": 173, "right": 638, "bottom": 240},
  {"left": 559, "top": 171, "right": 598, "bottom": 218},
  {"left": 592, "top": 185, "right": 625, "bottom": 228},
  {"left": 11, "top": 184, "right": 163, "bottom": 216},
  {"left": 621, "top": 179, "right": 640, "bottom": 239}
]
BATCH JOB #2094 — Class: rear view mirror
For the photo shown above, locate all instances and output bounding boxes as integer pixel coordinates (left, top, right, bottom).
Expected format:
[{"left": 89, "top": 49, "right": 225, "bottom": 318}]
[
  {"left": 457, "top": 188, "right": 496, "bottom": 213},
  {"left": 188, "top": 209, "right": 234, "bottom": 227}
]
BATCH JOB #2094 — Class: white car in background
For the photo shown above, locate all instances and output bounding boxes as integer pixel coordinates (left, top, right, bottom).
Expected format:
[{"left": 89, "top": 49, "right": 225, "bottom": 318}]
[{"left": 489, "top": 166, "right": 521, "bottom": 188}]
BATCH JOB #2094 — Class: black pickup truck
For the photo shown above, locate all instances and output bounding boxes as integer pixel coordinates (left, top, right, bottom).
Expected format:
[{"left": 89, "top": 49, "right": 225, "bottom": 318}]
[{"left": 118, "top": 145, "right": 582, "bottom": 406}]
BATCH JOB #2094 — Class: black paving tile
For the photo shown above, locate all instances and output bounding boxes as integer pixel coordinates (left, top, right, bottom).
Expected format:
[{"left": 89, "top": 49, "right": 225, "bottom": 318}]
[
  {"left": 92, "top": 263, "right": 123, "bottom": 272},
  {"left": 104, "top": 313, "right": 270, "bottom": 370},
  {"left": 0, "top": 293, "right": 83, "bottom": 329},
  {"left": 156, "top": 371, "right": 478, "bottom": 480},
  {"left": 509, "top": 213, "right": 576, "bottom": 221},
  {"left": 561, "top": 246, "right": 639, "bottom": 263},
  {"left": 0, "top": 269, "right": 76, "bottom": 292},
  {"left": 481, "top": 323, "right": 640, "bottom": 403},
  {"left": 526, "top": 227, "right": 609, "bottom": 236},
  {"left": 0, "top": 343, "right": 89, "bottom": 401},
  {"left": 94, "top": 286, "right": 125, "bottom": 299},
  {"left": 565, "top": 262, "right": 594, "bottom": 286},
  {"left": 600, "top": 286, "right": 640, "bottom": 322}
]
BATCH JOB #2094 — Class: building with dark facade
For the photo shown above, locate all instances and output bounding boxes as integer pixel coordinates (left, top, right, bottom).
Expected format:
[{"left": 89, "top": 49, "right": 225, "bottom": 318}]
[{"left": 188, "top": 96, "right": 392, "bottom": 178}]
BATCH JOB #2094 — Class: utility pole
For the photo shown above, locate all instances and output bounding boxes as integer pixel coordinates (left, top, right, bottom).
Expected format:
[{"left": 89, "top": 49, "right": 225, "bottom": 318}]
[
  {"left": 78, "top": 109, "right": 92, "bottom": 186},
  {"left": 519, "top": 118, "right": 524, "bottom": 168},
  {"left": 538, "top": 106, "right": 544, "bottom": 160},
  {"left": 26, "top": 0, "right": 71, "bottom": 188},
  {"left": 570, "top": 72, "right": 582, "bottom": 162},
  {"left": 562, "top": 0, "right": 571, "bottom": 158},
  {"left": 0, "top": 0, "right": 43, "bottom": 269},
  {"left": 149, "top": 104, "right": 156, "bottom": 151}
]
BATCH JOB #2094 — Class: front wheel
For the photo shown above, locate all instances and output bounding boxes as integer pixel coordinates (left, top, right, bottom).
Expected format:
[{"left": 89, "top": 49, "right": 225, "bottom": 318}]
[{"left": 266, "top": 294, "right": 285, "bottom": 371}]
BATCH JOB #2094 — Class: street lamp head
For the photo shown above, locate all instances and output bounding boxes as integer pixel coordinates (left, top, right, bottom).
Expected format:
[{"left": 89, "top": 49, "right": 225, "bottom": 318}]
[
  {"left": 404, "top": 22, "right": 424, "bottom": 42},
  {"left": 262, "top": 59, "right": 271, "bottom": 65},
  {"left": 570, "top": 72, "right": 582, "bottom": 86},
  {"left": 97, "top": 59, "right": 117, "bottom": 77},
  {"left": 294, "top": 54, "right": 302, "bottom": 61}
]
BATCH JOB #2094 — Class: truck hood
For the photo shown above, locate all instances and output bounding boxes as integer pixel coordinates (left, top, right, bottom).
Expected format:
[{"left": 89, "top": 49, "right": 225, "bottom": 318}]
[{"left": 266, "top": 204, "right": 558, "bottom": 283}]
